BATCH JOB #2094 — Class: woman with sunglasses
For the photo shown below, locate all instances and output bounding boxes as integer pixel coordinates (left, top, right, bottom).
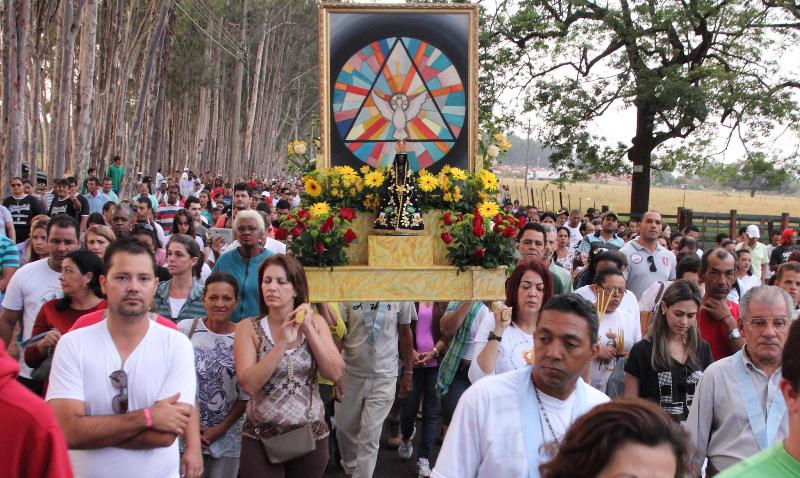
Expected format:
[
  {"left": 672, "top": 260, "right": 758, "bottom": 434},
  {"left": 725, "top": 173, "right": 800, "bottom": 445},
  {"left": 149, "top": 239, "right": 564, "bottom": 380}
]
[
  {"left": 234, "top": 254, "right": 343, "bottom": 477},
  {"left": 153, "top": 234, "right": 206, "bottom": 323},
  {"left": 584, "top": 267, "right": 643, "bottom": 396},
  {"left": 179, "top": 272, "right": 246, "bottom": 477},
  {"left": 24, "top": 250, "right": 106, "bottom": 393},
  {"left": 624, "top": 280, "right": 712, "bottom": 422}
]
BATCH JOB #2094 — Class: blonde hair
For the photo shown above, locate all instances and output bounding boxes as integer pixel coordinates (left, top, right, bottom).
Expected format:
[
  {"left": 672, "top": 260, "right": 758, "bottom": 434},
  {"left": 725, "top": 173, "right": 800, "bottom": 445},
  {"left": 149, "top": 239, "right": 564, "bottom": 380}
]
[{"left": 86, "top": 225, "right": 116, "bottom": 244}]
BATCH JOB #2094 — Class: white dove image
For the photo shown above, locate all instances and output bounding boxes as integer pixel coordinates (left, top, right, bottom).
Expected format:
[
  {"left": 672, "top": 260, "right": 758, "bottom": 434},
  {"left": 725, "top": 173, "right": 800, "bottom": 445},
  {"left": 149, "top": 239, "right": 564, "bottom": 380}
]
[{"left": 371, "top": 90, "right": 427, "bottom": 141}]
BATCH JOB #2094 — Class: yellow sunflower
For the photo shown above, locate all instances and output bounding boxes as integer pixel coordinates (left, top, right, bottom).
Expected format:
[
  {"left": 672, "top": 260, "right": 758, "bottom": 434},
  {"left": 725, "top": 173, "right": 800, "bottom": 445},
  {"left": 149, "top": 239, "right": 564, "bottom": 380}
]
[
  {"left": 478, "top": 170, "right": 499, "bottom": 192},
  {"left": 441, "top": 165, "right": 452, "bottom": 174},
  {"left": 493, "top": 133, "right": 512, "bottom": 150},
  {"left": 477, "top": 201, "right": 500, "bottom": 218},
  {"left": 364, "top": 170, "right": 385, "bottom": 188},
  {"left": 417, "top": 174, "right": 437, "bottom": 192},
  {"left": 303, "top": 177, "right": 323, "bottom": 198},
  {"left": 308, "top": 202, "right": 331, "bottom": 218},
  {"left": 449, "top": 167, "right": 467, "bottom": 181},
  {"left": 360, "top": 165, "right": 372, "bottom": 175}
]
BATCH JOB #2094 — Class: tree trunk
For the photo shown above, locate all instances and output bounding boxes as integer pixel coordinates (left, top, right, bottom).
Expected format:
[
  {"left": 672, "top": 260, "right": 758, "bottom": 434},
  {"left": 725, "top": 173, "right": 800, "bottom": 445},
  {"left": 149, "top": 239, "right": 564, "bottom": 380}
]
[
  {"left": 228, "top": 0, "right": 248, "bottom": 180},
  {"left": 4, "top": 0, "right": 31, "bottom": 181},
  {"left": 628, "top": 105, "right": 656, "bottom": 217},
  {"left": 243, "top": 21, "right": 267, "bottom": 166},
  {"left": 74, "top": 0, "right": 98, "bottom": 177}
]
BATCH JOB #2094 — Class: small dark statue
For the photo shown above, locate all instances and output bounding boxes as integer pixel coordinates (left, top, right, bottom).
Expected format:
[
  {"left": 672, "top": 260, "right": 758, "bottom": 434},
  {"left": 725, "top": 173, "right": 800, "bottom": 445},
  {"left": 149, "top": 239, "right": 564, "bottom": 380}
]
[{"left": 373, "top": 140, "right": 424, "bottom": 234}]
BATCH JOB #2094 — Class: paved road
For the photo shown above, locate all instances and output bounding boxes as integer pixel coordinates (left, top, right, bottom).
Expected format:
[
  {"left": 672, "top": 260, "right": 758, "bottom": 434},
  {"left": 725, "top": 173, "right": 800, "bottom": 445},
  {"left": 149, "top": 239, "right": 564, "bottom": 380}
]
[{"left": 324, "top": 419, "right": 442, "bottom": 478}]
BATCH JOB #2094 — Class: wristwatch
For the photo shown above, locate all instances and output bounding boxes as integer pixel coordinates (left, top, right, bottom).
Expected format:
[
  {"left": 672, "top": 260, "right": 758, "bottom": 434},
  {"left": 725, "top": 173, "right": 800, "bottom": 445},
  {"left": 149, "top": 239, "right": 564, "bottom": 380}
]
[
  {"left": 432, "top": 346, "right": 440, "bottom": 358},
  {"left": 488, "top": 332, "right": 502, "bottom": 342},
  {"left": 729, "top": 328, "right": 741, "bottom": 340}
]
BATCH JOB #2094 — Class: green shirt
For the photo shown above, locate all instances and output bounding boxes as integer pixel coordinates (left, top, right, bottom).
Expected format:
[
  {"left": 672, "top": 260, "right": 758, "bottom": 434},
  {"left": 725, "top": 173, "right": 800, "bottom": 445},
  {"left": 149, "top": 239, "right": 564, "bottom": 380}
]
[
  {"left": 718, "top": 441, "right": 800, "bottom": 478},
  {"left": 106, "top": 164, "right": 125, "bottom": 190},
  {"left": 549, "top": 261, "right": 574, "bottom": 294}
]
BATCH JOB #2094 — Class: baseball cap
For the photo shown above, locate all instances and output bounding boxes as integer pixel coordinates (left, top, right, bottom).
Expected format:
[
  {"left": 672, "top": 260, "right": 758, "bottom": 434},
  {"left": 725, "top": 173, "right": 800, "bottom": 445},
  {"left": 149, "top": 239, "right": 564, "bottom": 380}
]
[
  {"left": 557, "top": 208, "right": 568, "bottom": 216},
  {"left": 746, "top": 225, "right": 760, "bottom": 239},
  {"left": 183, "top": 167, "right": 189, "bottom": 172},
  {"left": 602, "top": 210, "right": 619, "bottom": 220},
  {"left": 261, "top": 191, "right": 271, "bottom": 198}
]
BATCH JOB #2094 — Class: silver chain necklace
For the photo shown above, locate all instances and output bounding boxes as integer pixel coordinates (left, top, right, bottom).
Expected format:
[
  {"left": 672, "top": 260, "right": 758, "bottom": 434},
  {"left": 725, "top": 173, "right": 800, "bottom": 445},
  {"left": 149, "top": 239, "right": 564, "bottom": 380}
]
[{"left": 533, "top": 384, "right": 561, "bottom": 446}]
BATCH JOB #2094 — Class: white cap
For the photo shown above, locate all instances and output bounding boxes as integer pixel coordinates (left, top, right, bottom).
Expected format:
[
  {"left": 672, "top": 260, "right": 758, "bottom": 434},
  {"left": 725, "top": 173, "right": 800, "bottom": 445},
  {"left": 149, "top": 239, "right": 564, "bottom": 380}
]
[
  {"left": 746, "top": 225, "right": 760, "bottom": 239},
  {"left": 183, "top": 167, "right": 189, "bottom": 172},
  {"left": 261, "top": 191, "right": 271, "bottom": 198}
]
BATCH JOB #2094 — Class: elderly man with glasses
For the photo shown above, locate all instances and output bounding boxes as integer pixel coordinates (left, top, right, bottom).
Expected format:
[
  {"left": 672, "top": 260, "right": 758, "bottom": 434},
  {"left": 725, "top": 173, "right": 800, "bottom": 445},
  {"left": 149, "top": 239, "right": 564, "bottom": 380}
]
[{"left": 687, "top": 285, "right": 792, "bottom": 475}]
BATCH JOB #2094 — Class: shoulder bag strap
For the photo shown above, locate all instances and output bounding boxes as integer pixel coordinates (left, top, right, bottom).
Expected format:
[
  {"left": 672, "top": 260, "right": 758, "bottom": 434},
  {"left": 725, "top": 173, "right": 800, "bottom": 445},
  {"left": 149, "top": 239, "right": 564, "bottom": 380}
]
[
  {"left": 652, "top": 281, "right": 667, "bottom": 315},
  {"left": 187, "top": 318, "right": 200, "bottom": 339}
]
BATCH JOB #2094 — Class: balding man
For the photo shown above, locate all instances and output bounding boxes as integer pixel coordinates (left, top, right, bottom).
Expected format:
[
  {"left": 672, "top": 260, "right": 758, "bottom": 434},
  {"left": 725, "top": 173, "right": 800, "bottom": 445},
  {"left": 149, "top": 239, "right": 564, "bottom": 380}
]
[
  {"left": 619, "top": 211, "right": 677, "bottom": 299},
  {"left": 698, "top": 248, "right": 745, "bottom": 361},
  {"left": 687, "top": 285, "right": 792, "bottom": 474}
]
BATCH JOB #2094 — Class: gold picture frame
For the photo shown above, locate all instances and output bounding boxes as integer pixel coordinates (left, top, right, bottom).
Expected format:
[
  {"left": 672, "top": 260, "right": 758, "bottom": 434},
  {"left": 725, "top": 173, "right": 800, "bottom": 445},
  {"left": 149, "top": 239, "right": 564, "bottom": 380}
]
[{"left": 318, "top": 2, "right": 479, "bottom": 173}]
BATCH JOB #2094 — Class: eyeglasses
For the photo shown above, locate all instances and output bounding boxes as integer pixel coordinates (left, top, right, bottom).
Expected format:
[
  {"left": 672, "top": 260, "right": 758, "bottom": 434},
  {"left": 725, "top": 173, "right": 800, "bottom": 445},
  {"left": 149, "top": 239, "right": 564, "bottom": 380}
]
[
  {"left": 110, "top": 369, "right": 128, "bottom": 414},
  {"left": 599, "top": 287, "right": 626, "bottom": 297},
  {"left": 646, "top": 255, "right": 657, "bottom": 272},
  {"left": 748, "top": 318, "right": 789, "bottom": 331}
]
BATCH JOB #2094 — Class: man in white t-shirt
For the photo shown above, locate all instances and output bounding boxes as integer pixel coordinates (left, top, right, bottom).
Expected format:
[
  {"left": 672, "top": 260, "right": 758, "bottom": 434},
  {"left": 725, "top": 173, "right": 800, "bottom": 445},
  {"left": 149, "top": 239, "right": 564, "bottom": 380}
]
[
  {"left": 565, "top": 208, "right": 583, "bottom": 248},
  {"left": 336, "top": 301, "right": 416, "bottom": 478},
  {"left": 47, "top": 238, "right": 202, "bottom": 478},
  {"left": 433, "top": 294, "right": 609, "bottom": 478},
  {"left": 0, "top": 215, "right": 80, "bottom": 393}
]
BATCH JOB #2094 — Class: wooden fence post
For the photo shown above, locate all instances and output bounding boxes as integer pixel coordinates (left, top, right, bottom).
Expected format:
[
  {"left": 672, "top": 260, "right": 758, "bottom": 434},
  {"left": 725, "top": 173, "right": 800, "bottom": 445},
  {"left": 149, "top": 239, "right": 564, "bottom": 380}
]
[
  {"left": 781, "top": 212, "right": 790, "bottom": 230},
  {"left": 686, "top": 209, "right": 693, "bottom": 229},
  {"left": 602, "top": 204, "right": 609, "bottom": 213},
  {"left": 677, "top": 207, "right": 685, "bottom": 231},
  {"left": 729, "top": 210, "right": 737, "bottom": 240}
]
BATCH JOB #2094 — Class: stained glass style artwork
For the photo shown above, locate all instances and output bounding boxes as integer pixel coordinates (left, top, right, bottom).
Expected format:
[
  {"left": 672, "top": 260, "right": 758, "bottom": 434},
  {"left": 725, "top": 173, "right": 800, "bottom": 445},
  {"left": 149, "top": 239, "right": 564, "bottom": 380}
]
[{"left": 333, "top": 37, "right": 466, "bottom": 171}]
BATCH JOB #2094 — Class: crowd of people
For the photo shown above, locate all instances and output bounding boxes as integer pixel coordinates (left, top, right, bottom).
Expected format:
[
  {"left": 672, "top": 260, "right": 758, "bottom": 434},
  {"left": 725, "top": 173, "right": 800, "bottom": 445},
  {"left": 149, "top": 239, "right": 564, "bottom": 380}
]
[{"left": 1, "top": 162, "right": 799, "bottom": 478}]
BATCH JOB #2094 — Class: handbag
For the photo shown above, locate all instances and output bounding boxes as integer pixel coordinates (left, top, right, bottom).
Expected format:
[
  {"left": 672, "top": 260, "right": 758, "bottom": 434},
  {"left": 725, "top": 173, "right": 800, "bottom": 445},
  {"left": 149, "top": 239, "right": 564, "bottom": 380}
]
[{"left": 252, "top": 320, "right": 317, "bottom": 464}]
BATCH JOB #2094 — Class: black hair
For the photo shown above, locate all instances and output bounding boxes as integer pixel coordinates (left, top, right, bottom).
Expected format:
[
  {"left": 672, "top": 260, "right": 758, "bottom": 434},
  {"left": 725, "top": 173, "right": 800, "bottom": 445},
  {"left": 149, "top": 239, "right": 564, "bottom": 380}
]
[
  {"left": 102, "top": 201, "right": 117, "bottom": 213},
  {"left": 56, "top": 250, "right": 105, "bottom": 311},
  {"left": 676, "top": 254, "right": 701, "bottom": 279},
  {"left": 516, "top": 222, "right": 546, "bottom": 242},
  {"left": 783, "top": 320, "right": 800, "bottom": 389},
  {"left": 136, "top": 196, "right": 153, "bottom": 211},
  {"left": 540, "top": 294, "right": 599, "bottom": 344},
  {"left": 203, "top": 272, "right": 240, "bottom": 298},
  {"left": 47, "top": 215, "right": 80, "bottom": 240},
  {"left": 594, "top": 267, "right": 624, "bottom": 287},
  {"left": 276, "top": 199, "right": 291, "bottom": 210},
  {"left": 130, "top": 222, "right": 162, "bottom": 249},
  {"left": 234, "top": 182, "right": 250, "bottom": 194},
  {"left": 87, "top": 212, "right": 106, "bottom": 227},
  {"left": 540, "top": 211, "right": 557, "bottom": 223},
  {"left": 715, "top": 233, "right": 730, "bottom": 243},
  {"left": 683, "top": 225, "right": 699, "bottom": 234},
  {"left": 102, "top": 237, "right": 157, "bottom": 276},
  {"left": 678, "top": 236, "right": 697, "bottom": 251}
]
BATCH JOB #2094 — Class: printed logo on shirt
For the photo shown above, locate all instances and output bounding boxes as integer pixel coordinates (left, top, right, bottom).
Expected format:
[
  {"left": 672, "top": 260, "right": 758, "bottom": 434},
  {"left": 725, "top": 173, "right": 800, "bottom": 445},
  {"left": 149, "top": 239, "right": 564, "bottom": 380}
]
[
  {"left": 631, "top": 253, "right": 643, "bottom": 264},
  {"left": 662, "top": 256, "right": 670, "bottom": 267}
]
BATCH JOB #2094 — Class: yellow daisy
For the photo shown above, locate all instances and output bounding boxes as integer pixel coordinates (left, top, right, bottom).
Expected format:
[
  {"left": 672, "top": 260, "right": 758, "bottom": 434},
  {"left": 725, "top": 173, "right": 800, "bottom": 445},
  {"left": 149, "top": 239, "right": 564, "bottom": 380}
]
[
  {"left": 452, "top": 185, "right": 463, "bottom": 201},
  {"left": 443, "top": 192, "right": 453, "bottom": 202},
  {"left": 360, "top": 165, "right": 372, "bottom": 175},
  {"left": 364, "top": 170, "right": 385, "bottom": 188},
  {"left": 337, "top": 165, "right": 356, "bottom": 177},
  {"left": 417, "top": 174, "right": 437, "bottom": 192},
  {"left": 441, "top": 165, "right": 452, "bottom": 174},
  {"left": 303, "top": 177, "right": 323, "bottom": 198},
  {"left": 449, "top": 167, "right": 467, "bottom": 181},
  {"left": 309, "top": 202, "right": 331, "bottom": 218},
  {"left": 493, "top": 133, "right": 512, "bottom": 150},
  {"left": 438, "top": 172, "right": 450, "bottom": 191},
  {"left": 477, "top": 201, "right": 500, "bottom": 218},
  {"left": 478, "top": 170, "right": 499, "bottom": 192}
]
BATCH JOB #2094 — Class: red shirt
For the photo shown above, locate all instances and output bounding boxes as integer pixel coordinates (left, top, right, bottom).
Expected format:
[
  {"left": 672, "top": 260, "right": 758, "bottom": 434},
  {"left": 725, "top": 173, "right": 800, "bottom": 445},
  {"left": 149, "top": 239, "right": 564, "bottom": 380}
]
[
  {"left": 697, "top": 299, "right": 740, "bottom": 361},
  {"left": 70, "top": 309, "right": 178, "bottom": 331},
  {"left": 0, "top": 340, "right": 74, "bottom": 478},
  {"left": 24, "top": 299, "right": 108, "bottom": 369}
]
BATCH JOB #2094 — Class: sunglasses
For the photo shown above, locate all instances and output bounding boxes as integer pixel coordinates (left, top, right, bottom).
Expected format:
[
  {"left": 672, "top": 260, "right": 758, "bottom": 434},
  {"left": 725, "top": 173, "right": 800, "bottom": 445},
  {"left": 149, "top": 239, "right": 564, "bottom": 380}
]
[
  {"left": 110, "top": 369, "right": 128, "bottom": 413},
  {"left": 132, "top": 222, "right": 154, "bottom": 232},
  {"left": 646, "top": 255, "right": 657, "bottom": 272}
]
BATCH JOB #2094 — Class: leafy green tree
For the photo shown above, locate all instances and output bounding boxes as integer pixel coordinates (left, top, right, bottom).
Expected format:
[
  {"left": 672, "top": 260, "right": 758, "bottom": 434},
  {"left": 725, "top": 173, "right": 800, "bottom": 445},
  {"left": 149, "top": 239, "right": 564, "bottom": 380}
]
[
  {"left": 483, "top": 0, "right": 799, "bottom": 214},
  {"left": 719, "top": 152, "right": 792, "bottom": 197}
]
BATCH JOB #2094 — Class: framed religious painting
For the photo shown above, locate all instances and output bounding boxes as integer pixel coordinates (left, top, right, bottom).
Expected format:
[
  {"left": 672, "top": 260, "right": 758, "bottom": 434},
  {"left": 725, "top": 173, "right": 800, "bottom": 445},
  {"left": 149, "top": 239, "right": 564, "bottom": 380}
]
[{"left": 319, "top": 3, "right": 479, "bottom": 173}]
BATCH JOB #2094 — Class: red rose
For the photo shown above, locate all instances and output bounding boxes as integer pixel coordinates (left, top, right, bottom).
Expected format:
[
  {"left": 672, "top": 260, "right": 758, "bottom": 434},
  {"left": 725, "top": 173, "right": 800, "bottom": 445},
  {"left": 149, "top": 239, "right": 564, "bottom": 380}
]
[
  {"left": 319, "top": 216, "right": 335, "bottom": 234},
  {"left": 441, "top": 232, "right": 454, "bottom": 245},
  {"left": 343, "top": 228, "right": 357, "bottom": 243},
  {"left": 443, "top": 212, "right": 453, "bottom": 226},
  {"left": 493, "top": 224, "right": 501, "bottom": 233},
  {"left": 290, "top": 226, "right": 303, "bottom": 237},
  {"left": 338, "top": 207, "right": 356, "bottom": 221},
  {"left": 274, "top": 228, "right": 289, "bottom": 240},
  {"left": 297, "top": 221, "right": 307, "bottom": 231},
  {"left": 502, "top": 226, "right": 516, "bottom": 237},
  {"left": 517, "top": 216, "right": 527, "bottom": 228},
  {"left": 474, "top": 247, "right": 486, "bottom": 258},
  {"left": 297, "top": 209, "right": 311, "bottom": 220},
  {"left": 457, "top": 214, "right": 464, "bottom": 222},
  {"left": 315, "top": 242, "right": 326, "bottom": 254},
  {"left": 494, "top": 214, "right": 503, "bottom": 224},
  {"left": 473, "top": 214, "right": 483, "bottom": 228},
  {"left": 472, "top": 225, "right": 485, "bottom": 237}
]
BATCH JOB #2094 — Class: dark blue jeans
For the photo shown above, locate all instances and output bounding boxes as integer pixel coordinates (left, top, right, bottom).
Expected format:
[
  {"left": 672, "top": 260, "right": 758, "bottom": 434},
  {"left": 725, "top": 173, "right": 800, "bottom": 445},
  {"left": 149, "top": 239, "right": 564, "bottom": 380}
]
[
  {"left": 440, "top": 363, "right": 471, "bottom": 426},
  {"left": 401, "top": 366, "right": 440, "bottom": 459}
]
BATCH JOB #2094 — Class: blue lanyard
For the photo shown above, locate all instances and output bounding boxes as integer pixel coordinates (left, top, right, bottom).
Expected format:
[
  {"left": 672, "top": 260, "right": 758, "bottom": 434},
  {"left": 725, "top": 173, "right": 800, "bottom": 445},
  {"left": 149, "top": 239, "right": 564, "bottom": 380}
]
[
  {"left": 367, "top": 303, "right": 389, "bottom": 345},
  {"left": 516, "top": 366, "right": 585, "bottom": 478},
  {"left": 732, "top": 349, "right": 786, "bottom": 451}
]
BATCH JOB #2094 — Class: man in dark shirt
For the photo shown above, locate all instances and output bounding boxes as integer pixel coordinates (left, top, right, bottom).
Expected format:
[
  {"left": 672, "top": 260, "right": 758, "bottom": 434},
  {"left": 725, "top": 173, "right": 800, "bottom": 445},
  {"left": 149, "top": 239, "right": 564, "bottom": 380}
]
[
  {"left": 2, "top": 176, "right": 45, "bottom": 244},
  {"left": 48, "top": 179, "right": 82, "bottom": 222},
  {"left": 770, "top": 228, "right": 799, "bottom": 273}
]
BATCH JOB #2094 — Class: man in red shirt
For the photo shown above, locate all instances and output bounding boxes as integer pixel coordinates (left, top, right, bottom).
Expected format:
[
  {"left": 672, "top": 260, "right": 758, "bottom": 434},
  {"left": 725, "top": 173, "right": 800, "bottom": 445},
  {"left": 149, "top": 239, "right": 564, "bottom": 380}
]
[
  {"left": 0, "top": 339, "right": 73, "bottom": 477},
  {"left": 697, "top": 248, "right": 745, "bottom": 360}
]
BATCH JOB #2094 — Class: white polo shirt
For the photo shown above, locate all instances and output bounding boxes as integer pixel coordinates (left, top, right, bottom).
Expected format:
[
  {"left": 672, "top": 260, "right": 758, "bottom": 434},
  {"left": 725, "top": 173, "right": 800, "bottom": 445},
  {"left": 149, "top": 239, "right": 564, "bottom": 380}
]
[{"left": 619, "top": 239, "right": 676, "bottom": 299}]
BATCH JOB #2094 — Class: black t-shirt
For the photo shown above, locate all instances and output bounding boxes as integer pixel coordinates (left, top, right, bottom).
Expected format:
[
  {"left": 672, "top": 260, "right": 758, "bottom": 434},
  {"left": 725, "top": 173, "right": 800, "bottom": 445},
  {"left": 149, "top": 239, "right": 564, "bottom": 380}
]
[
  {"left": 3, "top": 194, "right": 46, "bottom": 243},
  {"left": 49, "top": 197, "right": 80, "bottom": 220},
  {"left": 624, "top": 338, "right": 713, "bottom": 422},
  {"left": 770, "top": 244, "right": 800, "bottom": 267}
]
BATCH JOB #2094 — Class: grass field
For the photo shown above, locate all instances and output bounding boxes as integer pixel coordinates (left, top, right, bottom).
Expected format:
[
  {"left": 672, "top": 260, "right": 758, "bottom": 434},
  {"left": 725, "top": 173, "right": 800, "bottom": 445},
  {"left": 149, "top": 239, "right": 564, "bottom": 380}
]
[{"left": 501, "top": 178, "right": 798, "bottom": 217}]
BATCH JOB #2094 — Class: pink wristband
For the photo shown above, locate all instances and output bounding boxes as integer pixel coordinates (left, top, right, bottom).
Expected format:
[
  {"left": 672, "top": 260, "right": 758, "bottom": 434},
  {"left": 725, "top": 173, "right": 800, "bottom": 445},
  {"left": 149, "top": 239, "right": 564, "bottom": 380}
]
[{"left": 143, "top": 408, "right": 153, "bottom": 428}]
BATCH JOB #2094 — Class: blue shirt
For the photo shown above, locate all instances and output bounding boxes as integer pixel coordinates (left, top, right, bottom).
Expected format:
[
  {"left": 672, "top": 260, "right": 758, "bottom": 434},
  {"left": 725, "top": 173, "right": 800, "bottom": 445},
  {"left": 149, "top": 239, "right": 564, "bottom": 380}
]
[
  {"left": 211, "top": 248, "right": 273, "bottom": 323},
  {"left": 83, "top": 191, "right": 111, "bottom": 215}
]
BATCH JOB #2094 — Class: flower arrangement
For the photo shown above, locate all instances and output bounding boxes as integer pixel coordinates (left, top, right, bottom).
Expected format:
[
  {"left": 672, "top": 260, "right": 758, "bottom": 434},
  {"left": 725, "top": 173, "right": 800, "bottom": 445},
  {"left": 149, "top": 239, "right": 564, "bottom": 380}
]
[
  {"left": 275, "top": 204, "right": 358, "bottom": 267},
  {"left": 416, "top": 167, "right": 500, "bottom": 214},
  {"left": 439, "top": 208, "right": 524, "bottom": 271},
  {"left": 300, "top": 166, "right": 385, "bottom": 211},
  {"left": 479, "top": 132, "right": 513, "bottom": 169}
]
